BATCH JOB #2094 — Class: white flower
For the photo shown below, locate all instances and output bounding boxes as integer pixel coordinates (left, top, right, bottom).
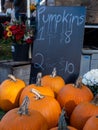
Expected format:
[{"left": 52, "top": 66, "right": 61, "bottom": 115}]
[
  {"left": 82, "top": 69, "right": 98, "bottom": 86},
  {"left": 82, "top": 78, "right": 88, "bottom": 85}
]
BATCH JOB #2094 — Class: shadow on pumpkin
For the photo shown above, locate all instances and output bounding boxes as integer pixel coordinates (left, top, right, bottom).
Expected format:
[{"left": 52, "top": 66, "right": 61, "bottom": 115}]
[{"left": 64, "top": 100, "right": 76, "bottom": 117}]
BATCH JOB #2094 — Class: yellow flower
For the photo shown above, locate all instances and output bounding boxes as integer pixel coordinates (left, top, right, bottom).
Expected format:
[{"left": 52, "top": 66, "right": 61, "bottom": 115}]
[
  {"left": 6, "top": 26, "right": 11, "bottom": 31},
  {"left": 30, "top": 4, "right": 36, "bottom": 11},
  {"left": 7, "top": 31, "right": 12, "bottom": 37}
]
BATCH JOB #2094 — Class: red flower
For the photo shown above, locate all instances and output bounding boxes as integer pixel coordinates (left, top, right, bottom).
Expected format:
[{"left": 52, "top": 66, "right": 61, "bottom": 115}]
[
  {"left": 3, "top": 30, "right": 8, "bottom": 39},
  {"left": 26, "top": 38, "right": 33, "bottom": 44},
  {"left": 15, "top": 31, "right": 24, "bottom": 41},
  {"left": 2, "top": 20, "right": 34, "bottom": 45},
  {"left": 3, "top": 21, "right": 10, "bottom": 25}
]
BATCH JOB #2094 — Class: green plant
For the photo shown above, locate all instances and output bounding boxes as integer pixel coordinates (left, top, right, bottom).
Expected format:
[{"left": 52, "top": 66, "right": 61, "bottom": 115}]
[{"left": 0, "top": 41, "right": 12, "bottom": 60}]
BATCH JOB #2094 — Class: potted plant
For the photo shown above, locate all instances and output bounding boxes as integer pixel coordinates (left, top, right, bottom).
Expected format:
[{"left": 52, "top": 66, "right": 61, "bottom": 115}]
[{"left": 2, "top": 18, "right": 35, "bottom": 61}]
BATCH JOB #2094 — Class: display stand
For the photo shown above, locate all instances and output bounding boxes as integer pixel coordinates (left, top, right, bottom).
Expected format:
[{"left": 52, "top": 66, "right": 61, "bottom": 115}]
[
  {"left": 0, "top": 60, "right": 31, "bottom": 84},
  {"left": 80, "top": 24, "right": 98, "bottom": 76}
]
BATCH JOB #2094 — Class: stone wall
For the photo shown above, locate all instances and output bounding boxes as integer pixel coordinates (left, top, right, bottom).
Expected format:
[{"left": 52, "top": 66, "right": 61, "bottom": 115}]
[{"left": 55, "top": 0, "right": 98, "bottom": 23}]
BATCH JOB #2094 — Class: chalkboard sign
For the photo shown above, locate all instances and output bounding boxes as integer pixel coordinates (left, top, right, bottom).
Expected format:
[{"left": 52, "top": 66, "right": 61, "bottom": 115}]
[{"left": 30, "top": 6, "right": 86, "bottom": 84}]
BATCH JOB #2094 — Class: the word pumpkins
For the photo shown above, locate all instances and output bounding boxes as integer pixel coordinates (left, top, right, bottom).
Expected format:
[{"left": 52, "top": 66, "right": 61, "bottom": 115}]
[
  {"left": 0, "top": 96, "right": 48, "bottom": 130},
  {"left": 0, "top": 74, "right": 26, "bottom": 111},
  {"left": 57, "top": 77, "right": 94, "bottom": 117}
]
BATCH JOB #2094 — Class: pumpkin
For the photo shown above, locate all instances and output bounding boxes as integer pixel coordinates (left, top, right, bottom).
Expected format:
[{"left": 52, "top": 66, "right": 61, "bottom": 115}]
[
  {"left": 57, "top": 77, "right": 94, "bottom": 117},
  {"left": 0, "top": 74, "right": 26, "bottom": 111},
  {"left": 19, "top": 72, "right": 55, "bottom": 105},
  {"left": 0, "top": 96, "right": 48, "bottom": 130},
  {"left": 83, "top": 115, "right": 98, "bottom": 130},
  {"left": 70, "top": 94, "right": 98, "bottom": 130},
  {"left": 41, "top": 67, "right": 65, "bottom": 97},
  {"left": 50, "top": 127, "right": 77, "bottom": 130},
  {"left": 28, "top": 88, "right": 61, "bottom": 129},
  {"left": 50, "top": 108, "right": 78, "bottom": 130}
]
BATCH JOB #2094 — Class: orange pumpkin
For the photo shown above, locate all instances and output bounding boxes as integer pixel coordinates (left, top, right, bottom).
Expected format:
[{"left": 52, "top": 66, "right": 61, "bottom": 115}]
[
  {"left": 28, "top": 88, "right": 61, "bottom": 129},
  {"left": 0, "top": 96, "right": 48, "bottom": 130},
  {"left": 19, "top": 72, "right": 55, "bottom": 105},
  {"left": 50, "top": 108, "right": 78, "bottom": 130},
  {"left": 70, "top": 94, "right": 98, "bottom": 130},
  {"left": 50, "top": 125, "right": 77, "bottom": 130},
  {"left": 83, "top": 115, "right": 98, "bottom": 130},
  {"left": 57, "top": 77, "right": 94, "bottom": 117},
  {"left": 0, "top": 74, "right": 26, "bottom": 111},
  {"left": 41, "top": 68, "right": 65, "bottom": 97}
]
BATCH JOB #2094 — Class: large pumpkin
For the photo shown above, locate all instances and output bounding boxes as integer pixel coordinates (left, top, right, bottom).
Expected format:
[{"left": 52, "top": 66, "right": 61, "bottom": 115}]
[
  {"left": 70, "top": 94, "right": 98, "bottom": 130},
  {"left": 0, "top": 96, "right": 48, "bottom": 130},
  {"left": 83, "top": 115, "right": 98, "bottom": 130},
  {"left": 57, "top": 77, "right": 94, "bottom": 117},
  {"left": 0, "top": 74, "right": 26, "bottom": 111},
  {"left": 41, "top": 68, "right": 65, "bottom": 97},
  {"left": 19, "top": 72, "right": 55, "bottom": 105},
  {"left": 27, "top": 88, "right": 61, "bottom": 129}
]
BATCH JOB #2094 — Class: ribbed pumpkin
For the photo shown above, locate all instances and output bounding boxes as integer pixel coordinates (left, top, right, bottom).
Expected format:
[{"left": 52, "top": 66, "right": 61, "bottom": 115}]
[
  {"left": 0, "top": 96, "right": 48, "bottom": 130},
  {"left": 83, "top": 115, "right": 98, "bottom": 130},
  {"left": 19, "top": 72, "right": 55, "bottom": 105},
  {"left": 57, "top": 77, "right": 94, "bottom": 117},
  {"left": 41, "top": 68, "right": 65, "bottom": 97},
  {"left": 27, "top": 88, "right": 61, "bottom": 129},
  {"left": 70, "top": 94, "right": 98, "bottom": 130},
  {"left": 0, "top": 74, "right": 26, "bottom": 111},
  {"left": 50, "top": 108, "right": 78, "bottom": 130}
]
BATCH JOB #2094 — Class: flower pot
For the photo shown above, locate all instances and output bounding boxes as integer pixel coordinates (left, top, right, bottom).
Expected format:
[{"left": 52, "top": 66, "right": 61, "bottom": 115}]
[{"left": 11, "top": 43, "right": 29, "bottom": 61}]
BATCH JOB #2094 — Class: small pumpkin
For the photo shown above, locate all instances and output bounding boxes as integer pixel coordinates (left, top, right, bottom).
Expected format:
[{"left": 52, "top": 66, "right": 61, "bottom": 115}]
[
  {"left": 70, "top": 94, "right": 98, "bottom": 130},
  {"left": 50, "top": 108, "right": 78, "bottom": 130},
  {"left": 41, "top": 67, "right": 65, "bottom": 97},
  {"left": 57, "top": 77, "right": 94, "bottom": 117},
  {"left": 19, "top": 72, "right": 55, "bottom": 105},
  {"left": 83, "top": 115, "right": 98, "bottom": 130},
  {"left": 0, "top": 96, "right": 48, "bottom": 130},
  {"left": 0, "top": 74, "right": 26, "bottom": 111},
  {"left": 28, "top": 88, "right": 61, "bottom": 129}
]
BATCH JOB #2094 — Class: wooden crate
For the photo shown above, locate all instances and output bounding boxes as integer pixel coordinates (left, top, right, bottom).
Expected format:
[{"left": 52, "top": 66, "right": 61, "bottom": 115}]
[{"left": 0, "top": 60, "right": 31, "bottom": 85}]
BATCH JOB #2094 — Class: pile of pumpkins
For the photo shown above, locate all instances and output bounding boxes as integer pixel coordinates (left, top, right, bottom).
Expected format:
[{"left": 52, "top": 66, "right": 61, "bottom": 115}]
[{"left": 0, "top": 68, "right": 98, "bottom": 130}]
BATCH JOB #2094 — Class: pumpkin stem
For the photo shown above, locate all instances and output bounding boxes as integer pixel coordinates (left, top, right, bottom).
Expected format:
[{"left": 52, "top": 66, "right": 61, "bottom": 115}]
[
  {"left": 30, "top": 88, "right": 44, "bottom": 100},
  {"left": 8, "top": 74, "right": 17, "bottom": 82},
  {"left": 58, "top": 108, "right": 69, "bottom": 130},
  {"left": 36, "top": 72, "right": 42, "bottom": 86},
  {"left": 91, "top": 94, "right": 98, "bottom": 106},
  {"left": 18, "top": 96, "right": 29, "bottom": 115},
  {"left": 50, "top": 67, "right": 57, "bottom": 77},
  {"left": 75, "top": 77, "right": 83, "bottom": 88},
  {"left": 96, "top": 115, "right": 98, "bottom": 118}
]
